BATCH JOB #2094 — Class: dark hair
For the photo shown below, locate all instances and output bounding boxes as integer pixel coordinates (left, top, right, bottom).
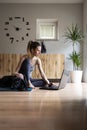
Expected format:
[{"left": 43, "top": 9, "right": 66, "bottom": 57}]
[
  {"left": 27, "top": 41, "right": 41, "bottom": 53},
  {"left": 41, "top": 41, "right": 46, "bottom": 53}
]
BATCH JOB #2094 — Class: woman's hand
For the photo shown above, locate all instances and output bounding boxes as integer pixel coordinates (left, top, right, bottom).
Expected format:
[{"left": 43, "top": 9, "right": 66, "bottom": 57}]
[
  {"left": 14, "top": 72, "right": 24, "bottom": 80},
  {"left": 48, "top": 82, "right": 53, "bottom": 86}
]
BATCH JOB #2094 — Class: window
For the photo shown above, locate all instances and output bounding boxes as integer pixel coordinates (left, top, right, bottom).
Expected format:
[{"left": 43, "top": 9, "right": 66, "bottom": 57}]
[{"left": 36, "top": 19, "right": 59, "bottom": 40}]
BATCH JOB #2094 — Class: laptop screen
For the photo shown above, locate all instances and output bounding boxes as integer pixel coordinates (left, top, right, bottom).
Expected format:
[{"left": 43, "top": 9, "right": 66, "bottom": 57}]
[{"left": 58, "top": 70, "right": 69, "bottom": 90}]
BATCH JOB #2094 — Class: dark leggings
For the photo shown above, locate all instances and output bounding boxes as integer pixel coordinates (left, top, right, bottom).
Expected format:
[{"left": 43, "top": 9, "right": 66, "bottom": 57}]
[{"left": 30, "top": 78, "right": 46, "bottom": 87}]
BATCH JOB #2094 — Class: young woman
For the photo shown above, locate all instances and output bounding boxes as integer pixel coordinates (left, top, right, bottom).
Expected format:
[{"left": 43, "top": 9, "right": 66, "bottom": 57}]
[{"left": 15, "top": 41, "right": 51, "bottom": 89}]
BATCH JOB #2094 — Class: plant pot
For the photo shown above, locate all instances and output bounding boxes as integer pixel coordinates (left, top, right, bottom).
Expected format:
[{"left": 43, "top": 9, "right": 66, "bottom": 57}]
[{"left": 70, "top": 70, "right": 83, "bottom": 83}]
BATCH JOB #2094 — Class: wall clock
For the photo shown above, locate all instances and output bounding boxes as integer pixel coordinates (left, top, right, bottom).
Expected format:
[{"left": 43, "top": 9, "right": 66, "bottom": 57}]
[{"left": 4, "top": 17, "right": 31, "bottom": 44}]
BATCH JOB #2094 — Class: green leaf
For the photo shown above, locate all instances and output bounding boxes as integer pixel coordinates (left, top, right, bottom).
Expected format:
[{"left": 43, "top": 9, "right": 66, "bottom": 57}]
[
  {"left": 69, "top": 51, "right": 81, "bottom": 70},
  {"left": 65, "top": 24, "right": 84, "bottom": 42}
]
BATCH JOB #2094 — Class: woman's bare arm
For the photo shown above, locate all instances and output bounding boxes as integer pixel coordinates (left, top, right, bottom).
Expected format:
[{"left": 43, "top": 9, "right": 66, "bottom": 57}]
[
  {"left": 15, "top": 55, "right": 27, "bottom": 72},
  {"left": 37, "top": 58, "right": 50, "bottom": 85}
]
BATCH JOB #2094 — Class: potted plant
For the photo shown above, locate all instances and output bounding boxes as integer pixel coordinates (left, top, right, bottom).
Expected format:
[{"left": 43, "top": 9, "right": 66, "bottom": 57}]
[
  {"left": 65, "top": 24, "right": 84, "bottom": 83},
  {"left": 69, "top": 51, "right": 81, "bottom": 70}
]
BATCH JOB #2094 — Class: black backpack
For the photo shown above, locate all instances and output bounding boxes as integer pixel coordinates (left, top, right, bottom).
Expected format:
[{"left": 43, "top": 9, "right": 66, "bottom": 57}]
[{"left": 0, "top": 75, "right": 28, "bottom": 91}]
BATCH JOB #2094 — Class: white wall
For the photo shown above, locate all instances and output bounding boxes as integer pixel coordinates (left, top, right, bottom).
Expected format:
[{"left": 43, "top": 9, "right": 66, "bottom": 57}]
[{"left": 0, "top": 3, "right": 83, "bottom": 70}]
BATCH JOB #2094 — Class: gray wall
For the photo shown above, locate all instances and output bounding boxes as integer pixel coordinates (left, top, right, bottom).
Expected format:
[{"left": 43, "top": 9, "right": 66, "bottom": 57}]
[
  {"left": 0, "top": 3, "right": 83, "bottom": 70},
  {"left": 83, "top": 0, "right": 87, "bottom": 82}
]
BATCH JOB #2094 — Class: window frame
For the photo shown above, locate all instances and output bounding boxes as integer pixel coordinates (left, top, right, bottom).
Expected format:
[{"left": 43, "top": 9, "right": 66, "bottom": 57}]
[{"left": 36, "top": 19, "right": 59, "bottom": 41}]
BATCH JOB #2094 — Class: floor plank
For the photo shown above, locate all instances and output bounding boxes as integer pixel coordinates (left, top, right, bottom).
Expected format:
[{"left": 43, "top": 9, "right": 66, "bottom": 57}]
[{"left": 0, "top": 83, "right": 87, "bottom": 130}]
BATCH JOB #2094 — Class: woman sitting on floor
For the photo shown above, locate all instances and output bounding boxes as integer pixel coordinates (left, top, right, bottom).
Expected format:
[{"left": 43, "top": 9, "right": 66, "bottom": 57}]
[{"left": 14, "top": 40, "right": 53, "bottom": 89}]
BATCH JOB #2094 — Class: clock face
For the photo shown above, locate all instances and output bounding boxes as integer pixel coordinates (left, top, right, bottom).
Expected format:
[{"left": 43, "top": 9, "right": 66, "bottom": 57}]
[{"left": 4, "top": 17, "right": 31, "bottom": 44}]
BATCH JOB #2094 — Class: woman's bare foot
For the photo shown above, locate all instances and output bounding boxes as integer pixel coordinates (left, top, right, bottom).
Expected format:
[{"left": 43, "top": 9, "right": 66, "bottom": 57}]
[{"left": 29, "top": 84, "right": 35, "bottom": 89}]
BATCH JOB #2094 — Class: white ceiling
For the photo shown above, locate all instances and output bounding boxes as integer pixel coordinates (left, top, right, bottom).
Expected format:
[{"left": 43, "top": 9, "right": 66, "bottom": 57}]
[{"left": 0, "top": 0, "right": 83, "bottom": 4}]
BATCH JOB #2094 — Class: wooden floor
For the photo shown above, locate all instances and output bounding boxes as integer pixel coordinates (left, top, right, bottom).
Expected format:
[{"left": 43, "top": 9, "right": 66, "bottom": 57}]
[{"left": 0, "top": 83, "right": 87, "bottom": 130}]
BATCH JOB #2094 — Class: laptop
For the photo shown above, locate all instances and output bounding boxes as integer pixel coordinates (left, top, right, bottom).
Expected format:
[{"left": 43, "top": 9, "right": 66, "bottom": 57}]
[
  {"left": 58, "top": 69, "right": 69, "bottom": 90},
  {"left": 40, "top": 69, "right": 69, "bottom": 90}
]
